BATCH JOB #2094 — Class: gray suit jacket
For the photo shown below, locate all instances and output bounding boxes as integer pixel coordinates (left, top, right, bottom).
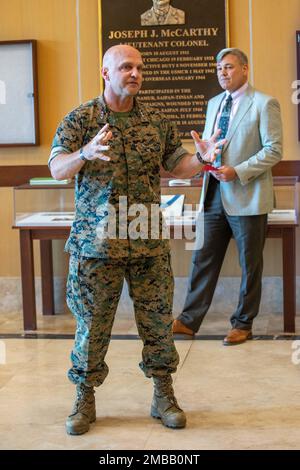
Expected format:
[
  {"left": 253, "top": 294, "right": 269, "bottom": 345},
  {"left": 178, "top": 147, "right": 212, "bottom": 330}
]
[{"left": 200, "top": 84, "right": 282, "bottom": 215}]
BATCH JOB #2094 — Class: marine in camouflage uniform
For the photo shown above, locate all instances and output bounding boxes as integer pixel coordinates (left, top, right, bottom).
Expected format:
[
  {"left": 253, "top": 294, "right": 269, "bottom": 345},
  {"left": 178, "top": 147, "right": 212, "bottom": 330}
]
[
  {"left": 50, "top": 95, "right": 187, "bottom": 387},
  {"left": 49, "top": 45, "right": 219, "bottom": 434}
]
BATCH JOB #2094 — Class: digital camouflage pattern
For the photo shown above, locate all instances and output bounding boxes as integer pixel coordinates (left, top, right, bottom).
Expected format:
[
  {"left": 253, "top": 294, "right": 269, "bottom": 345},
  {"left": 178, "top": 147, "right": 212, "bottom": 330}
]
[
  {"left": 50, "top": 95, "right": 187, "bottom": 259},
  {"left": 51, "top": 95, "right": 185, "bottom": 387},
  {"left": 67, "top": 253, "right": 179, "bottom": 386}
]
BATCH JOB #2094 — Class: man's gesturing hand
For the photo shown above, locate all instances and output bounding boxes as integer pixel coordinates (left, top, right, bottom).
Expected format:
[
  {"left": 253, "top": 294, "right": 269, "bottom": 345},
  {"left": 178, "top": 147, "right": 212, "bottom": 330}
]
[
  {"left": 191, "top": 128, "right": 226, "bottom": 163},
  {"left": 82, "top": 124, "right": 113, "bottom": 161}
]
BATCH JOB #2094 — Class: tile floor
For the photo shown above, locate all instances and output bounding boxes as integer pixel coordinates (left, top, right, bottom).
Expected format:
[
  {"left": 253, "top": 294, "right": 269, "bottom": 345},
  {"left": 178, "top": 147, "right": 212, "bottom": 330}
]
[
  {"left": 0, "top": 337, "right": 300, "bottom": 450},
  {"left": 0, "top": 302, "right": 300, "bottom": 449}
]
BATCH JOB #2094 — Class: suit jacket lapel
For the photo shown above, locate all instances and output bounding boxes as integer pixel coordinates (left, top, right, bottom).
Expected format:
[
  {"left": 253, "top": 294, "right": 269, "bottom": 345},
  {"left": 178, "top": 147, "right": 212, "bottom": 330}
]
[
  {"left": 205, "top": 93, "right": 225, "bottom": 138},
  {"left": 222, "top": 86, "right": 254, "bottom": 152}
]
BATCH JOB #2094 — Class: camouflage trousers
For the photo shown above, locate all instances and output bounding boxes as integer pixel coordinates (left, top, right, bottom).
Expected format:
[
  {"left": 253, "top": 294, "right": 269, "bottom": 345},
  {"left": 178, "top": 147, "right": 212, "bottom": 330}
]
[{"left": 67, "top": 253, "right": 179, "bottom": 387}]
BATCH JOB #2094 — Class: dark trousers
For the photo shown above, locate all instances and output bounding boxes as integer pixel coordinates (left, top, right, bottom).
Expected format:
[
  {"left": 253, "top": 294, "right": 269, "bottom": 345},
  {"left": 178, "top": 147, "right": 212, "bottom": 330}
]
[{"left": 178, "top": 177, "right": 268, "bottom": 332}]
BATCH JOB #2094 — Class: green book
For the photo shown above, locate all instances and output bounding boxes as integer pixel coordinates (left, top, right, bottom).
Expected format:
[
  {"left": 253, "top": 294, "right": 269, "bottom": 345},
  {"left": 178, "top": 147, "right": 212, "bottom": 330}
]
[{"left": 29, "top": 177, "right": 72, "bottom": 185}]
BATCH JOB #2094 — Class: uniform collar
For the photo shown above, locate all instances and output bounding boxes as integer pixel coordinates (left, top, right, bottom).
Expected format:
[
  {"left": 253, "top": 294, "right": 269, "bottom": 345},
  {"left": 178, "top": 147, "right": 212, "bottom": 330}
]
[{"left": 97, "top": 95, "right": 150, "bottom": 124}]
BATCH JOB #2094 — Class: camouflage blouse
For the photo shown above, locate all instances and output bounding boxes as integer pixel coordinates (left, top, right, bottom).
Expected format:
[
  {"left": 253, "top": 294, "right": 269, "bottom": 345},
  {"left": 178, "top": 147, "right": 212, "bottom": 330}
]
[{"left": 50, "top": 96, "right": 187, "bottom": 259}]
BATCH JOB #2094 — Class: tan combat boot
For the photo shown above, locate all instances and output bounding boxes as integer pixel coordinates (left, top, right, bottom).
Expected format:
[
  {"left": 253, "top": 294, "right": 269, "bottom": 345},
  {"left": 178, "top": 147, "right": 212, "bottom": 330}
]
[
  {"left": 151, "top": 375, "right": 186, "bottom": 429},
  {"left": 66, "top": 383, "right": 96, "bottom": 435}
]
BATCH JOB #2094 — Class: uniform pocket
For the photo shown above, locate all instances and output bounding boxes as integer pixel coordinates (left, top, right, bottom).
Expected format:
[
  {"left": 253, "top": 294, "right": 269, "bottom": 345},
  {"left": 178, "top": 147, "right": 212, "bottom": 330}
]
[
  {"left": 66, "top": 255, "right": 83, "bottom": 317},
  {"left": 135, "top": 132, "right": 162, "bottom": 171}
]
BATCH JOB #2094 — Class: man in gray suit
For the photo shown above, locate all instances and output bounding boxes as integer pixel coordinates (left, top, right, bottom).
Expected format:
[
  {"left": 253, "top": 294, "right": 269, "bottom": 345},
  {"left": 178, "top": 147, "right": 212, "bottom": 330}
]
[
  {"left": 173, "top": 48, "right": 282, "bottom": 345},
  {"left": 141, "top": 0, "right": 185, "bottom": 26}
]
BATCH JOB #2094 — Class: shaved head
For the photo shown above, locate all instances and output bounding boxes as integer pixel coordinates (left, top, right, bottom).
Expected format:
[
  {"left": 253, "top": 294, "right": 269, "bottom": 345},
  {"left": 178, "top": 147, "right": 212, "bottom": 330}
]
[
  {"left": 103, "top": 45, "right": 142, "bottom": 70},
  {"left": 101, "top": 45, "right": 144, "bottom": 108}
]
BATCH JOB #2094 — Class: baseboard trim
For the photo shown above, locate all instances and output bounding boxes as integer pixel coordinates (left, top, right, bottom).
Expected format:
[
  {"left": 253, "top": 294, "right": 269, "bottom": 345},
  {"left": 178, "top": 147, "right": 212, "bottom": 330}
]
[
  {"left": 0, "top": 333, "right": 299, "bottom": 340},
  {"left": 0, "top": 333, "right": 300, "bottom": 341},
  {"left": 0, "top": 276, "right": 299, "bottom": 315}
]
